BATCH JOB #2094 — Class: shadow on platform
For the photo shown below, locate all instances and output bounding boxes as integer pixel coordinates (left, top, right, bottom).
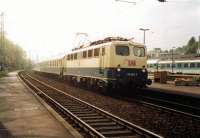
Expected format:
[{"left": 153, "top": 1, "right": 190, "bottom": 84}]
[{"left": 0, "top": 122, "right": 13, "bottom": 138}]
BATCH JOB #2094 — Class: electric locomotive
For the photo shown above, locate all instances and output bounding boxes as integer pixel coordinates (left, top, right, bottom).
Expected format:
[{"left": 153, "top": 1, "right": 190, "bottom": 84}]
[{"left": 34, "top": 37, "right": 152, "bottom": 90}]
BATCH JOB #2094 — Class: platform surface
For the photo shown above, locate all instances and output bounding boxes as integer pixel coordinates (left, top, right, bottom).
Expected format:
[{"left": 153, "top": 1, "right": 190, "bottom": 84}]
[
  {"left": 149, "top": 81, "right": 200, "bottom": 98},
  {"left": 0, "top": 72, "right": 75, "bottom": 138}
]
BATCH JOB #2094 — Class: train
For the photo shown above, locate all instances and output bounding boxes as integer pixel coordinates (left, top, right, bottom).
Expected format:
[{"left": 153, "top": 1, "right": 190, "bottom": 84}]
[
  {"left": 34, "top": 37, "right": 152, "bottom": 91},
  {"left": 147, "top": 59, "right": 200, "bottom": 74}
]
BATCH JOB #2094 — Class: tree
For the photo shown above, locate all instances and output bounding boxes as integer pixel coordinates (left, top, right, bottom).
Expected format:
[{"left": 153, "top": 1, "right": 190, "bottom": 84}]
[
  {"left": 0, "top": 34, "right": 30, "bottom": 71},
  {"left": 174, "top": 36, "right": 199, "bottom": 55}
]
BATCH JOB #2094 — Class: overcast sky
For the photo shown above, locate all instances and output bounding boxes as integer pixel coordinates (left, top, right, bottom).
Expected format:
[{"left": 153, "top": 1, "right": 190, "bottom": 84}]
[{"left": 0, "top": 0, "right": 200, "bottom": 61}]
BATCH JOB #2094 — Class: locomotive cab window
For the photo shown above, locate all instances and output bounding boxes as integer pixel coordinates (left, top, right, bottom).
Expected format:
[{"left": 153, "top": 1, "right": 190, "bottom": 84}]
[
  {"left": 88, "top": 49, "right": 93, "bottom": 58},
  {"left": 133, "top": 47, "right": 145, "bottom": 57},
  {"left": 94, "top": 48, "right": 100, "bottom": 57},
  {"left": 115, "top": 45, "right": 129, "bottom": 56},
  {"left": 74, "top": 53, "right": 77, "bottom": 60}
]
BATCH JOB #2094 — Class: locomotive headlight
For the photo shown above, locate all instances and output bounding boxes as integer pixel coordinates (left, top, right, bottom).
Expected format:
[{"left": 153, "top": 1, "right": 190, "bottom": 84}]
[
  {"left": 117, "top": 68, "right": 121, "bottom": 72},
  {"left": 117, "top": 64, "right": 121, "bottom": 72},
  {"left": 142, "top": 69, "right": 146, "bottom": 73}
]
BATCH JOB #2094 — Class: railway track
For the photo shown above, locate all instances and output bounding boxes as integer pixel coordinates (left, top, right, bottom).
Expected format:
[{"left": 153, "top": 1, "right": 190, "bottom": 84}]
[
  {"left": 19, "top": 71, "right": 163, "bottom": 138},
  {"left": 138, "top": 88, "right": 200, "bottom": 119},
  {"left": 109, "top": 89, "right": 200, "bottom": 120}
]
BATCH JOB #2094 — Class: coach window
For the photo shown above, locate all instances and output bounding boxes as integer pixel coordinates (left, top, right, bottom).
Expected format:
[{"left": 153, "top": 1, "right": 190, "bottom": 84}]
[
  {"left": 74, "top": 53, "right": 77, "bottom": 60},
  {"left": 83, "top": 51, "right": 87, "bottom": 58},
  {"left": 94, "top": 48, "right": 100, "bottom": 57},
  {"left": 184, "top": 63, "right": 188, "bottom": 68},
  {"left": 116, "top": 46, "right": 129, "bottom": 56},
  {"left": 190, "top": 63, "right": 195, "bottom": 68},
  {"left": 88, "top": 49, "right": 93, "bottom": 58}
]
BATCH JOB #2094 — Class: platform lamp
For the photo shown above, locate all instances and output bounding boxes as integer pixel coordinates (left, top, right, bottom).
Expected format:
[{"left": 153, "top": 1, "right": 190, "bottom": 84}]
[{"left": 139, "top": 28, "right": 150, "bottom": 45}]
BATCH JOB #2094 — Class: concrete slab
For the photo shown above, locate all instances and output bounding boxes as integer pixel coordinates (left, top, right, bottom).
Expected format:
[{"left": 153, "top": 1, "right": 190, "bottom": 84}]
[
  {"left": 0, "top": 72, "right": 76, "bottom": 138},
  {"left": 149, "top": 82, "right": 200, "bottom": 98}
]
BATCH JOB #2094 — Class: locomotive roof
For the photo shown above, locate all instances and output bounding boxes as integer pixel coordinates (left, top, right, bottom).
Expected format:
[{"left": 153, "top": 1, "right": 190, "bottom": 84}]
[{"left": 68, "top": 37, "right": 144, "bottom": 54}]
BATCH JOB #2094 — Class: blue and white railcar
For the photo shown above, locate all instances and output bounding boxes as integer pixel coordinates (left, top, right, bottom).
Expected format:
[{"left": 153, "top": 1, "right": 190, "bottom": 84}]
[{"left": 147, "top": 59, "right": 200, "bottom": 74}]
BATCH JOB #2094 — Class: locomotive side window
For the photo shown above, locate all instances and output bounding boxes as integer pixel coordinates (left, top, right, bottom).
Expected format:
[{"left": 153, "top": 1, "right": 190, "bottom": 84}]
[
  {"left": 133, "top": 47, "right": 145, "bottom": 57},
  {"left": 83, "top": 51, "right": 87, "bottom": 58},
  {"left": 74, "top": 53, "right": 77, "bottom": 60},
  {"left": 88, "top": 49, "right": 93, "bottom": 58},
  {"left": 102, "top": 47, "right": 105, "bottom": 56},
  {"left": 70, "top": 54, "right": 73, "bottom": 60},
  {"left": 94, "top": 48, "right": 100, "bottom": 57},
  {"left": 67, "top": 55, "right": 70, "bottom": 60},
  {"left": 115, "top": 46, "right": 129, "bottom": 56}
]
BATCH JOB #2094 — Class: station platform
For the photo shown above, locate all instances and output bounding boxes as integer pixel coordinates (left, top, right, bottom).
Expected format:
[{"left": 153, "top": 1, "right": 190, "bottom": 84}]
[
  {"left": 0, "top": 72, "right": 79, "bottom": 138},
  {"left": 149, "top": 81, "right": 200, "bottom": 98}
]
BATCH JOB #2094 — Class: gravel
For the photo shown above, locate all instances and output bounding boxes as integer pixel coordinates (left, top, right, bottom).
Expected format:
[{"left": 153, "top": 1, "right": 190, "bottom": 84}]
[{"left": 29, "top": 72, "right": 200, "bottom": 138}]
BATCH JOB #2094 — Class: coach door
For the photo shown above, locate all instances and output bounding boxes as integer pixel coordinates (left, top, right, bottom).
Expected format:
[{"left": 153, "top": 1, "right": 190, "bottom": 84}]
[{"left": 99, "top": 47, "right": 105, "bottom": 73}]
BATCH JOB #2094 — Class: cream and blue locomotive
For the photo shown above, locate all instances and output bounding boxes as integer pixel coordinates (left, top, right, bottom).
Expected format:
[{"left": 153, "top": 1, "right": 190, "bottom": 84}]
[{"left": 34, "top": 37, "right": 151, "bottom": 90}]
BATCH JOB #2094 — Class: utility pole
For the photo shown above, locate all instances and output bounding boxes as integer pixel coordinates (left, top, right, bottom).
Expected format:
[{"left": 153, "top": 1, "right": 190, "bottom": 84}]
[
  {"left": 171, "top": 47, "right": 175, "bottom": 73},
  {"left": 198, "top": 36, "right": 200, "bottom": 55},
  {"left": 139, "top": 28, "right": 150, "bottom": 44}
]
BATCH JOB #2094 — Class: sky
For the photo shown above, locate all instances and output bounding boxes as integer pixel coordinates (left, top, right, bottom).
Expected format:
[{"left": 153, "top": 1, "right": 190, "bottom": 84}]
[{"left": 0, "top": 0, "right": 200, "bottom": 61}]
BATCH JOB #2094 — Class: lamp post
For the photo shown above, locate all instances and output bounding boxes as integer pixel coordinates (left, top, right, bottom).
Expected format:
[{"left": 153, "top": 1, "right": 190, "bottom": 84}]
[
  {"left": 171, "top": 47, "right": 175, "bottom": 73},
  {"left": 139, "top": 28, "right": 150, "bottom": 44}
]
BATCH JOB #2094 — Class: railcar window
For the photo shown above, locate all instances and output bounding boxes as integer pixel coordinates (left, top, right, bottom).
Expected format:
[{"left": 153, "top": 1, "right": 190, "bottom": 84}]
[
  {"left": 94, "top": 48, "right": 100, "bottom": 56},
  {"left": 197, "top": 63, "right": 200, "bottom": 68},
  {"left": 115, "top": 46, "right": 129, "bottom": 56},
  {"left": 88, "top": 49, "right": 93, "bottom": 57},
  {"left": 102, "top": 47, "right": 105, "bottom": 56},
  {"left": 167, "top": 64, "right": 170, "bottom": 68},
  {"left": 74, "top": 53, "right": 77, "bottom": 60},
  {"left": 184, "top": 63, "right": 188, "bottom": 68},
  {"left": 133, "top": 47, "right": 145, "bottom": 57},
  {"left": 83, "top": 51, "right": 87, "bottom": 58},
  {"left": 190, "top": 63, "right": 195, "bottom": 68},
  {"left": 177, "top": 63, "right": 182, "bottom": 68},
  {"left": 161, "top": 64, "right": 165, "bottom": 69}
]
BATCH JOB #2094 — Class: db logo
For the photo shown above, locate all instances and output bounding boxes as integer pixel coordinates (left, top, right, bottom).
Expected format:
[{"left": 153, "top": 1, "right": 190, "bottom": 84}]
[{"left": 124, "top": 59, "right": 136, "bottom": 66}]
